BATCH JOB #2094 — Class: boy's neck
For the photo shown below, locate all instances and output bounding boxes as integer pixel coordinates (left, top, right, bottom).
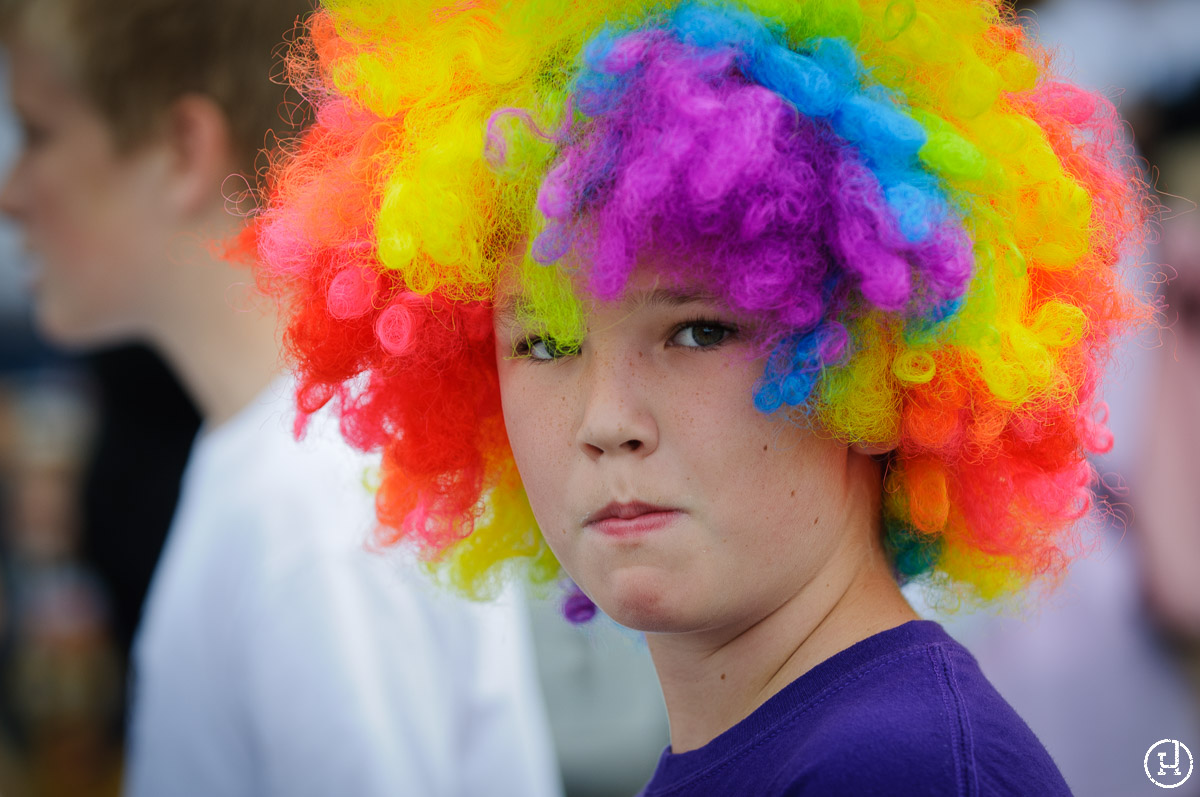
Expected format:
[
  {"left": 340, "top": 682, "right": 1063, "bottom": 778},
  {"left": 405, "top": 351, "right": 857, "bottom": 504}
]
[
  {"left": 645, "top": 520, "right": 917, "bottom": 754},
  {"left": 147, "top": 220, "right": 284, "bottom": 429}
]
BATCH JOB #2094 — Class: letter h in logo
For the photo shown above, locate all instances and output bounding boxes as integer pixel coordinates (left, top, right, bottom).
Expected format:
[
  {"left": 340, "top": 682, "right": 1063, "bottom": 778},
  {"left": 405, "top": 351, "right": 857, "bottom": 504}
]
[{"left": 1159, "top": 741, "right": 1183, "bottom": 777}]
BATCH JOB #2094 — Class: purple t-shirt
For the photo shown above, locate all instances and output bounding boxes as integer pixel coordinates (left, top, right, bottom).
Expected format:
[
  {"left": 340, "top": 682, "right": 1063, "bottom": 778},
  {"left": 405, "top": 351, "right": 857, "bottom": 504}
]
[{"left": 638, "top": 620, "right": 1070, "bottom": 796}]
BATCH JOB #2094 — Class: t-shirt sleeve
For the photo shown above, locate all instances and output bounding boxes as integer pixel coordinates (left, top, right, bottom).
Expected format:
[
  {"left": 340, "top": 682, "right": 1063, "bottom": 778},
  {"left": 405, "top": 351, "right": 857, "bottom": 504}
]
[
  {"left": 955, "top": 650, "right": 1074, "bottom": 797},
  {"left": 236, "top": 518, "right": 561, "bottom": 797},
  {"left": 241, "top": 545, "right": 457, "bottom": 796},
  {"left": 766, "top": 644, "right": 1073, "bottom": 797},
  {"left": 769, "top": 725, "right": 1071, "bottom": 797}
]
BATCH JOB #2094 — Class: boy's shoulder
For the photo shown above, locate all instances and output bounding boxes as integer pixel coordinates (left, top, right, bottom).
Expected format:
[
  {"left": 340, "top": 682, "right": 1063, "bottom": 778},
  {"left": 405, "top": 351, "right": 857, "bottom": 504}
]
[
  {"left": 643, "top": 622, "right": 1071, "bottom": 796},
  {"left": 768, "top": 621, "right": 1072, "bottom": 796}
]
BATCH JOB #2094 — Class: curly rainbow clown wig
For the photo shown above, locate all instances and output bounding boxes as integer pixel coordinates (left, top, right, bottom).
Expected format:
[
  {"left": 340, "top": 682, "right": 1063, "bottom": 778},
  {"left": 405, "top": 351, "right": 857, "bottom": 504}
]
[{"left": 257, "top": 0, "right": 1146, "bottom": 603}]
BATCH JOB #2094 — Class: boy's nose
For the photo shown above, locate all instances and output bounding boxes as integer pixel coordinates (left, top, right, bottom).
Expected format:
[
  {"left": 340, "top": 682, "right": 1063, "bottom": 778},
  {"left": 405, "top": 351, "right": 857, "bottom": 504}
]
[{"left": 575, "top": 351, "right": 660, "bottom": 461}]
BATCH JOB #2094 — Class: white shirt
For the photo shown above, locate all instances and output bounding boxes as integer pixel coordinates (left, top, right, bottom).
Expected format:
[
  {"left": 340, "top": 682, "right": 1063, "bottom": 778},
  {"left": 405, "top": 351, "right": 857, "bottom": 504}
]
[{"left": 125, "top": 379, "right": 561, "bottom": 797}]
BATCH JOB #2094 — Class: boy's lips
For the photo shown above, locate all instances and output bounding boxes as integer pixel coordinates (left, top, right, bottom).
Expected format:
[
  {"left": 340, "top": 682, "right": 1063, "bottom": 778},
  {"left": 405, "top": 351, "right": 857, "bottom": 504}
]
[{"left": 584, "top": 501, "right": 683, "bottom": 538}]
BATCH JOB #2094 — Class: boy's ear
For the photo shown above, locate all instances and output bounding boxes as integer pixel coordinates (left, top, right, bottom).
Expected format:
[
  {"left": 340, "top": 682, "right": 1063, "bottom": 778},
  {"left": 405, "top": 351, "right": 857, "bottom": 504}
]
[{"left": 161, "top": 93, "right": 237, "bottom": 216}]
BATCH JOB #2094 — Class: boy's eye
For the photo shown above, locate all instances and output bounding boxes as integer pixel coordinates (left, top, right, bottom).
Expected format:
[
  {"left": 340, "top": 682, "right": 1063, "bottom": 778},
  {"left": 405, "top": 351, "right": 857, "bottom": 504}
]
[
  {"left": 523, "top": 336, "right": 568, "bottom": 361},
  {"left": 671, "top": 322, "right": 733, "bottom": 348}
]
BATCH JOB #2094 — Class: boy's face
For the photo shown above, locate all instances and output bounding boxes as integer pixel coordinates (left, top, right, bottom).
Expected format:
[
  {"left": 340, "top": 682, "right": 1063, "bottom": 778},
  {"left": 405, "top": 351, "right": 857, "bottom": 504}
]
[
  {"left": 495, "top": 266, "right": 871, "bottom": 637},
  {"left": 0, "top": 35, "right": 172, "bottom": 346}
]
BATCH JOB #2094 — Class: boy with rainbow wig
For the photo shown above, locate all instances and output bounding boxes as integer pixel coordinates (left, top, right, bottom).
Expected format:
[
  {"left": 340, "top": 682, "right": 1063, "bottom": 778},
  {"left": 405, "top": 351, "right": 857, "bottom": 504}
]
[{"left": 259, "top": 0, "right": 1144, "bottom": 792}]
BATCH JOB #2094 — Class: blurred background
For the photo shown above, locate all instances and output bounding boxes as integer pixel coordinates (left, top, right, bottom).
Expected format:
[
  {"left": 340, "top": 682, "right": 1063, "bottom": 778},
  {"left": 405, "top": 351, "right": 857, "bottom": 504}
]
[{"left": 0, "top": 0, "right": 1198, "bottom": 795}]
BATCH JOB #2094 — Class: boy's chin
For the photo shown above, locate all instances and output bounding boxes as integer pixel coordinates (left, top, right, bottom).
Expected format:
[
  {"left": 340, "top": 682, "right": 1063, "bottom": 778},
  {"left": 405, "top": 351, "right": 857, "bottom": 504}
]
[{"left": 592, "top": 572, "right": 710, "bottom": 635}]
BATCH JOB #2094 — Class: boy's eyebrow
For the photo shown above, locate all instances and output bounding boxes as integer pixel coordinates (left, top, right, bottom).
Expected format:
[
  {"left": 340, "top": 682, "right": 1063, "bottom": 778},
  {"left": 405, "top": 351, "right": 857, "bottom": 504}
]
[
  {"left": 632, "top": 287, "right": 718, "bottom": 308},
  {"left": 493, "top": 286, "right": 717, "bottom": 327}
]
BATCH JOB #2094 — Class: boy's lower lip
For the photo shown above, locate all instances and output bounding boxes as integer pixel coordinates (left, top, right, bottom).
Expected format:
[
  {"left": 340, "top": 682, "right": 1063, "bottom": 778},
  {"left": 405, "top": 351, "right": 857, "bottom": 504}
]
[{"left": 588, "top": 510, "right": 684, "bottom": 538}]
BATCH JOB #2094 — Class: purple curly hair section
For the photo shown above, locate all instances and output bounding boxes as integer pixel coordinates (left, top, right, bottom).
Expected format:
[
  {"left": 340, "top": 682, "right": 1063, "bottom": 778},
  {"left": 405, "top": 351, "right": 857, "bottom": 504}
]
[
  {"left": 524, "top": 21, "right": 974, "bottom": 409},
  {"left": 562, "top": 583, "right": 599, "bottom": 624},
  {"left": 538, "top": 31, "right": 971, "bottom": 314}
]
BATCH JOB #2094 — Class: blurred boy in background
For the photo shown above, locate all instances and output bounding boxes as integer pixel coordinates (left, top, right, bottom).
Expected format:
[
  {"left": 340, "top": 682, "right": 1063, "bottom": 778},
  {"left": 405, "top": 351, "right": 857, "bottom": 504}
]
[
  {"left": 928, "top": 78, "right": 1200, "bottom": 797},
  {"left": 0, "top": 2, "right": 560, "bottom": 796},
  {"left": 1137, "top": 81, "right": 1200, "bottom": 656}
]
